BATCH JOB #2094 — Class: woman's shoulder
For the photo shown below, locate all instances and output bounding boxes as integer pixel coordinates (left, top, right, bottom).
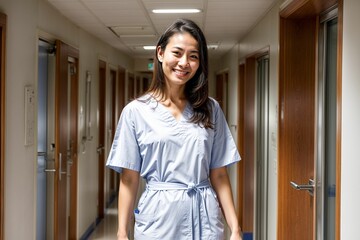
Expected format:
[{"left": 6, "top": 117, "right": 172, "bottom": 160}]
[
  {"left": 125, "top": 94, "right": 151, "bottom": 107},
  {"left": 122, "top": 94, "right": 154, "bottom": 113},
  {"left": 208, "top": 97, "right": 220, "bottom": 109}
]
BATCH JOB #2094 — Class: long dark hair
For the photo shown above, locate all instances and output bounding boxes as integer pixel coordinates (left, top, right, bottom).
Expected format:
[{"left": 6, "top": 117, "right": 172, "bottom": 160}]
[{"left": 146, "top": 18, "right": 213, "bottom": 129}]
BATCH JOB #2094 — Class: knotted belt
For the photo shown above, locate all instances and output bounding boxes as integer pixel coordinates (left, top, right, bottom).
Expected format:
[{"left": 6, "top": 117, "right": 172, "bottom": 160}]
[{"left": 146, "top": 179, "right": 212, "bottom": 238}]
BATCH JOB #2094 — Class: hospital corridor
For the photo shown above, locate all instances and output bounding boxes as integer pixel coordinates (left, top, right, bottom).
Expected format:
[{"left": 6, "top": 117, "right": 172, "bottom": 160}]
[{"left": 1, "top": 0, "right": 360, "bottom": 239}]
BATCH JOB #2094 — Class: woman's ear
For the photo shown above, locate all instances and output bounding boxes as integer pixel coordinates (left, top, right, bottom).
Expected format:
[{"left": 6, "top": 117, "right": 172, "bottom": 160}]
[{"left": 157, "top": 46, "right": 163, "bottom": 63}]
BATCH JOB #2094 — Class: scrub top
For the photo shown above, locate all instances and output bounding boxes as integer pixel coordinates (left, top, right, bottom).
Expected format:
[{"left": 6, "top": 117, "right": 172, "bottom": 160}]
[{"left": 106, "top": 94, "right": 241, "bottom": 240}]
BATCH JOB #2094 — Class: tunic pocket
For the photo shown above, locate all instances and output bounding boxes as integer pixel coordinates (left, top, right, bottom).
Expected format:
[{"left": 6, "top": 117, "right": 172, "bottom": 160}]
[
  {"left": 134, "top": 213, "right": 158, "bottom": 238},
  {"left": 201, "top": 188, "right": 225, "bottom": 236}
]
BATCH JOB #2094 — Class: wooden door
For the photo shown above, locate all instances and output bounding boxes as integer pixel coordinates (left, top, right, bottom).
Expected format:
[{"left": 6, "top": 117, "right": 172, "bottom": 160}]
[
  {"left": 109, "top": 69, "right": 117, "bottom": 195},
  {"left": 54, "top": 40, "right": 79, "bottom": 240},
  {"left": 97, "top": 60, "right": 106, "bottom": 219},
  {"left": 237, "top": 64, "right": 245, "bottom": 231},
  {"left": 0, "top": 12, "right": 6, "bottom": 240},
  {"left": 242, "top": 57, "right": 256, "bottom": 239},
  {"left": 215, "top": 72, "right": 228, "bottom": 118},
  {"left": 128, "top": 73, "right": 135, "bottom": 102},
  {"left": 278, "top": 0, "right": 341, "bottom": 239},
  {"left": 117, "top": 67, "right": 125, "bottom": 119}
]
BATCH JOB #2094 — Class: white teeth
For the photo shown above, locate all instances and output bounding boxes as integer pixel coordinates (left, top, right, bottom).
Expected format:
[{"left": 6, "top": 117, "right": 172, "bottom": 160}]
[{"left": 174, "top": 70, "right": 188, "bottom": 76}]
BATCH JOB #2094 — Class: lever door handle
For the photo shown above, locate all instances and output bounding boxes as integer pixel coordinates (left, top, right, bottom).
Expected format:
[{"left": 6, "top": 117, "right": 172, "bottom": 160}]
[
  {"left": 97, "top": 146, "right": 105, "bottom": 154},
  {"left": 290, "top": 179, "right": 314, "bottom": 196}
]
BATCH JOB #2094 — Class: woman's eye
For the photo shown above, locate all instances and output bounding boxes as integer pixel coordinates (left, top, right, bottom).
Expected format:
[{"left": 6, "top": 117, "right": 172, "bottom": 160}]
[
  {"left": 172, "top": 51, "right": 181, "bottom": 56},
  {"left": 191, "top": 55, "right": 199, "bottom": 60}
]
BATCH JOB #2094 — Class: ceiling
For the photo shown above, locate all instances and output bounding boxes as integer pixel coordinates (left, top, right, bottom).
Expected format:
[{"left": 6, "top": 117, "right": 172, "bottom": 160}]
[{"left": 47, "top": 0, "right": 277, "bottom": 59}]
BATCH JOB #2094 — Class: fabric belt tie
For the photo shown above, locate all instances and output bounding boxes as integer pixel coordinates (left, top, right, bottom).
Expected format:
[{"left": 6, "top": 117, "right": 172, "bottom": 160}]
[{"left": 146, "top": 180, "right": 212, "bottom": 238}]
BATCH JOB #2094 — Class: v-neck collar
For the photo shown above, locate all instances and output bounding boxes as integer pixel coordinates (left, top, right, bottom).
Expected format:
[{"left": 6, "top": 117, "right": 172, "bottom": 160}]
[{"left": 146, "top": 94, "right": 191, "bottom": 124}]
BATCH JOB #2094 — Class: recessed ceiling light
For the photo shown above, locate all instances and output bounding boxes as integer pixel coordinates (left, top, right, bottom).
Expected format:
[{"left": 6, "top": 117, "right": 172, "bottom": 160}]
[
  {"left": 207, "top": 44, "right": 218, "bottom": 50},
  {"left": 152, "top": 9, "right": 201, "bottom": 14},
  {"left": 143, "top": 46, "right": 157, "bottom": 50}
]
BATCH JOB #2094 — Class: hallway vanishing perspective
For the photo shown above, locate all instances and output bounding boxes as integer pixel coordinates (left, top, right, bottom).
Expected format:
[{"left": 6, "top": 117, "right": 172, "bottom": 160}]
[
  {"left": 87, "top": 201, "right": 118, "bottom": 240},
  {"left": 2, "top": 0, "right": 360, "bottom": 239}
]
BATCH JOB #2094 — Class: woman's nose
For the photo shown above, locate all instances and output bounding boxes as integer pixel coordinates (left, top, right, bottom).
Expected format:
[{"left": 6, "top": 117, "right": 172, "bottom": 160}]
[{"left": 178, "top": 55, "right": 189, "bottom": 67}]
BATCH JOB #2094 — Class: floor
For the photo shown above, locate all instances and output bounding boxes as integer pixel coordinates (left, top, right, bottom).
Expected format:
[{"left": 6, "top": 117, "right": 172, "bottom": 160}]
[{"left": 87, "top": 200, "right": 118, "bottom": 240}]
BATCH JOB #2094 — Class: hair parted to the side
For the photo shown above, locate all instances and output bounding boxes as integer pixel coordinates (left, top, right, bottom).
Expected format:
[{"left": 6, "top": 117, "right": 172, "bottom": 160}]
[{"left": 145, "top": 18, "right": 214, "bottom": 129}]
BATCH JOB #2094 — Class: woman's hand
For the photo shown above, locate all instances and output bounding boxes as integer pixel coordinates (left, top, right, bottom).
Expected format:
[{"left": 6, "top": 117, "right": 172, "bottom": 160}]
[
  {"left": 117, "top": 236, "right": 128, "bottom": 240},
  {"left": 117, "top": 231, "right": 129, "bottom": 240},
  {"left": 229, "top": 230, "right": 243, "bottom": 240},
  {"left": 210, "top": 167, "right": 242, "bottom": 240}
]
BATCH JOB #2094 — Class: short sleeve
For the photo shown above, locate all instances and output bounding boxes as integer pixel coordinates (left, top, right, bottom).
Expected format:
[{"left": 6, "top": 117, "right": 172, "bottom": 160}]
[
  {"left": 210, "top": 99, "right": 241, "bottom": 169},
  {"left": 106, "top": 104, "right": 142, "bottom": 173}
]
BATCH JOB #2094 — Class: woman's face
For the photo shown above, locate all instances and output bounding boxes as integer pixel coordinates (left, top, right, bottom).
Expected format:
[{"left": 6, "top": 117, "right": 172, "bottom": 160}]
[{"left": 157, "top": 32, "right": 200, "bottom": 89}]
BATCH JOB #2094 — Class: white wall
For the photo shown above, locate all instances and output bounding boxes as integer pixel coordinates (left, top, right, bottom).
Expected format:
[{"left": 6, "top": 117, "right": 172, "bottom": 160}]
[
  {"left": 1, "top": 0, "right": 134, "bottom": 239},
  {"left": 1, "top": 1, "right": 38, "bottom": 239},
  {"left": 341, "top": 0, "right": 360, "bottom": 238},
  {"left": 218, "top": 2, "right": 279, "bottom": 240}
]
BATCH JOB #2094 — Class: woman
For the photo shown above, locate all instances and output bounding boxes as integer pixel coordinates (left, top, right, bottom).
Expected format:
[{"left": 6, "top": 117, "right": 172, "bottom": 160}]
[{"left": 107, "top": 18, "right": 242, "bottom": 240}]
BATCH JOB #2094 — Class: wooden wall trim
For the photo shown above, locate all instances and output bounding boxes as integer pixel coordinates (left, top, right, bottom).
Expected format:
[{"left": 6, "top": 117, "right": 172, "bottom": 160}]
[{"left": 0, "top": 12, "right": 6, "bottom": 240}]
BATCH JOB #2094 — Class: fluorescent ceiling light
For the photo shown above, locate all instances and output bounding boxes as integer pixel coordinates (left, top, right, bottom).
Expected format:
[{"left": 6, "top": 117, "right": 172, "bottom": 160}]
[
  {"left": 207, "top": 44, "right": 218, "bottom": 50},
  {"left": 143, "top": 46, "right": 156, "bottom": 50},
  {"left": 152, "top": 9, "right": 201, "bottom": 14}
]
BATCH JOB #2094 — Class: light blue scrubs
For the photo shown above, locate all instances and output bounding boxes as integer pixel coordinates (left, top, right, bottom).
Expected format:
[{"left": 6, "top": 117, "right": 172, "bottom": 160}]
[{"left": 106, "top": 95, "right": 241, "bottom": 240}]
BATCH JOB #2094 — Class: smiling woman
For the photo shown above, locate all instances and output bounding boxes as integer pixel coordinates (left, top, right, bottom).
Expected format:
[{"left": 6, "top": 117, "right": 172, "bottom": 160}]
[{"left": 106, "top": 18, "right": 242, "bottom": 240}]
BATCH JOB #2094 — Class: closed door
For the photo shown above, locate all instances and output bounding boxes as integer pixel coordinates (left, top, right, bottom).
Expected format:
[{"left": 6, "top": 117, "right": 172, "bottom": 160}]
[
  {"left": 54, "top": 40, "right": 79, "bottom": 240},
  {"left": 215, "top": 72, "right": 228, "bottom": 118},
  {"left": 278, "top": 1, "right": 341, "bottom": 239}
]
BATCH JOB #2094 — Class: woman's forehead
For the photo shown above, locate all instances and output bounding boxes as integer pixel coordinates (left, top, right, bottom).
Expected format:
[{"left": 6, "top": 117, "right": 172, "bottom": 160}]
[{"left": 166, "top": 32, "right": 199, "bottom": 49}]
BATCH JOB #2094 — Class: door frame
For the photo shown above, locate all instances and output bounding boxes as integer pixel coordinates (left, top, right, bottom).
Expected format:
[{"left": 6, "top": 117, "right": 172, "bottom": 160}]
[
  {"left": 316, "top": 7, "right": 341, "bottom": 239},
  {"left": 215, "top": 71, "right": 229, "bottom": 118},
  {"left": 68, "top": 57, "right": 79, "bottom": 240},
  {"left": 0, "top": 12, "right": 6, "bottom": 240},
  {"left": 97, "top": 59, "right": 106, "bottom": 220},
  {"left": 255, "top": 53, "right": 270, "bottom": 240},
  {"left": 278, "top": 0, "right": 342, "bottom": 239}
]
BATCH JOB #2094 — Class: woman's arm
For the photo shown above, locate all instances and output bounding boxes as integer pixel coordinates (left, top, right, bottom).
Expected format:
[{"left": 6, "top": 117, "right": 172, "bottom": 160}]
[
  {"left": 117, "top": 168, "right": 140, "bottom": 240},
  {"left": 210, "top": 166, "right": 242, "bottom": 240}
]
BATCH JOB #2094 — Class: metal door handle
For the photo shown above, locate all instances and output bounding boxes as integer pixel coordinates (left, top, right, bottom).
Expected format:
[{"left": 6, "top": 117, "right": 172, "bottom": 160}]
[
  {"left": 290, "top": 179, "right": 314, "bottom": 196},
  {"left": 97, "top": 146, "right": 105, "bottom": 154}
]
